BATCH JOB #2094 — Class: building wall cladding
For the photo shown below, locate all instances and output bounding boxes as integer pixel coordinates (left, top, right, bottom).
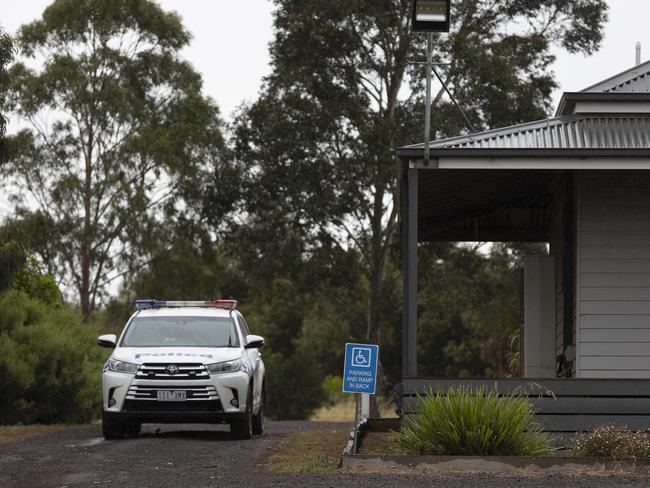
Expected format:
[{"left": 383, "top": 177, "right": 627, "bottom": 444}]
[{"left": 577, "top": 170, "right": 650, "bottom": 378}]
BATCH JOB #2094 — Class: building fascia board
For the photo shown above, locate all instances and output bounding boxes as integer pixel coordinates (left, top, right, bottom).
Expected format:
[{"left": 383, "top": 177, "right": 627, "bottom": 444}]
[
  {"left": 555, "top": 92, "right": 650, "bottom": 116},
  {"left": 396, "top": 147, "right": 650, "bottom": 159},
  {"left": 410, "top": 156, "right": 650, "bottom": 170}
]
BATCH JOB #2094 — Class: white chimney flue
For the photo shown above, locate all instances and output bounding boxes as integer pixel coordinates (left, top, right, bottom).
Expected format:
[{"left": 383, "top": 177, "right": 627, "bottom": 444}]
[{"left": 636, "top": 42, "right": 641, "bottom": 66}]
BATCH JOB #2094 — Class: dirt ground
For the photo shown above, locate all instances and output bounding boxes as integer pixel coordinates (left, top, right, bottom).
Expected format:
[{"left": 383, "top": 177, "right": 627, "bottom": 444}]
[{"left": 1, "top": 421, "right": 650, "bottom": 488}]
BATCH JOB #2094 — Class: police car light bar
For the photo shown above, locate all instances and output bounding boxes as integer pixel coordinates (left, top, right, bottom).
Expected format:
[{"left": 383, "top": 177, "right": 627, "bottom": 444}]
[
  {"left": 209, "top": 300, "right": 238, "bottom": 310},
  {"left": 135, "top": 299, "right": 238, "bottom": 310}
]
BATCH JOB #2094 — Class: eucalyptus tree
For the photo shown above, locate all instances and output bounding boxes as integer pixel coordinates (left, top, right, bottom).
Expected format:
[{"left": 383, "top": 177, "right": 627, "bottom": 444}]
[
  {"left": 0, "top": 26, "right": 13, "bottom": 162},
  {"left": 3, "top": 0, "right": 226, "bottom": 319},
  {"left": 0, "top": 223, "right": 25, "bottom": 291},
  {"left": 0, "top": 28, "right": 18, "bottom": 289},
  {"left": 234, "top": 0, "right": 607, "bottom": 406}
]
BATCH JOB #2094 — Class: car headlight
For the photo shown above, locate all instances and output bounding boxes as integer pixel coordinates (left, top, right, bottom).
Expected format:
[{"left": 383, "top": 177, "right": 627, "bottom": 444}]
[
  {"left": 107, "top": 358, "right": 139, "bottom": 374},
  {"left": 205, "top": 358, "right": 242, "bottom": 374}
]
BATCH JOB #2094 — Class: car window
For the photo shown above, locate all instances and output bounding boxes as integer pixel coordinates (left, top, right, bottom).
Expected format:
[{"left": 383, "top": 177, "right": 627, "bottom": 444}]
[
  {"left": 237, "top": 315, "right": 251, "bottom": 336},
  {"left": 121, "top": 316, "right": 239, "bottom": 347}
]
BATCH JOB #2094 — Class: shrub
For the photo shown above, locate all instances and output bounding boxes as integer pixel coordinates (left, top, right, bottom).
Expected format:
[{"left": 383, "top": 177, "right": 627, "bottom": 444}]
[
  {"left": 322, "top": 375, "right": 345, "bottom": 406},
  {"left": 572, "top": 425, "right": 650, "bottom": 458},
  {"left": 12, "top": 257, "right": 61, "bottom": 306},
  {"left": 264, "top": 349, "right": 327, "bottom": 420},
  {"left": 0, "top": 290, "right": 103, "bottom": 424},
  {"left": 396, "top": 386, "right": 553, "bottom": 456}
]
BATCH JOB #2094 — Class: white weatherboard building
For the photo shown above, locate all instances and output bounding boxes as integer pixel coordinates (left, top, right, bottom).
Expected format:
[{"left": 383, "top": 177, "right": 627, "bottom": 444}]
[{"left": 396, "top": 59, "right": 650, "bottom": 431}]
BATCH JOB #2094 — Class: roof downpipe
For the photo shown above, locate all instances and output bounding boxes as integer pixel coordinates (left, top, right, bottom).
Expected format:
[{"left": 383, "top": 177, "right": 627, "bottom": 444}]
[{"left": 636, "top": 42, "right": 641, "bottom": 66}]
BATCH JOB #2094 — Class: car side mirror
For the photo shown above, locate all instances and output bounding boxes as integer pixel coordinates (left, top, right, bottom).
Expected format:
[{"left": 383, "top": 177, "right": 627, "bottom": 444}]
[
  {"left": 97, "top": 334, "right": 117, "bottom": 348},
  {"left": 245, "top": 334, "right": 264, "bottom": 350}
]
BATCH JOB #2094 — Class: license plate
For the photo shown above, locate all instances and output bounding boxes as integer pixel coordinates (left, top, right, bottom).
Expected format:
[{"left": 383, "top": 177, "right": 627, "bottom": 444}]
[{"left": 157, "top": 390, "right": 186, "bottom": 401}]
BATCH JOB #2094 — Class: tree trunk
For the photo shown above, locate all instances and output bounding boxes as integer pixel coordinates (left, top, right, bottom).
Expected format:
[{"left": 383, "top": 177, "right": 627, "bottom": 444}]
[
  {"left": 80, "top": 249, "right": 91, "bottom": 321},
  {"left": 81, "top": 122, "right": 94, "bottom": 322},
  {"left": 366, "top": 185, "right": 386, "bottom": 418}
]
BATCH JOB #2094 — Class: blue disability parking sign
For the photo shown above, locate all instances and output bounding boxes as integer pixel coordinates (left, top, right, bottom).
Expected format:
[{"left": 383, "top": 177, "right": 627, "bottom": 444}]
[{"left": 343, "top": 343, "right": 379, "bottom": 394}]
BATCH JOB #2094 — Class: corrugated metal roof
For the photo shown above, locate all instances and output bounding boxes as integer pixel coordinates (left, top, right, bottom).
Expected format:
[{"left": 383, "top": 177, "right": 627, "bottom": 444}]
[
  {"left": 397, "top": 61, "right": 650, "bottom": 159},
  {"left": 403, "top": 114, "right": 650, "bottom": 151},
  {"left": 582, "top": 59, "right": 650, "bottom": 93},
  {"left": 603, "top": 71, "right": 650, "bottom": 93}
]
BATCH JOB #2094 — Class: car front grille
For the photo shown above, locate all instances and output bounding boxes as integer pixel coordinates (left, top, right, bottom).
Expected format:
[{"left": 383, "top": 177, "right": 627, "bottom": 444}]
[
  {"left": 125, "top": 385, "right": 219, "bottom": 401},
  {"left": 135, "top": 363, "right": 209, "bottom": 380}
]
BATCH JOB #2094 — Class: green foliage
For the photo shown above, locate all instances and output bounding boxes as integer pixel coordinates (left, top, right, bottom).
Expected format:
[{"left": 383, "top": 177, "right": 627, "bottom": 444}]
[
  {"left": 417, "top": 243, "right": 488, "bottom": 378},
  {"left": 0, "top": 290, "right": 102, "bottom": 424},
  {"left": 263, "top": 349, "right": 326, "bottom": 420},
  {"left": 416, "top": 242, "right": 548, "bottom": 379},
  {"left": 0, "top": 233, "right": 25, "bottom": 292},
  {"left": 0, "top": 25, "right": 13, "bottom": 161},
  {"left": 434, "top": 0, "right": 607, "bottom": 133},
  {"left": 4, "top": 0, "right": 227, "bottom": 319},
  {"left": 1, "top": 222, "right": 61, "bottom": 302},
  {"left": 126, "top": 219, "right": 227, "bottom": 303},
  {"left": 12, "top": 257, "right": 61, "bottom": 306},
  {"left": 0, "top": 222, "right": 95, "bottom": 425},
  {"left": 322, "top": 375, "right": 345, "bottom": 406},
  {"left": 572, "top": 425, "right": 650, "bottom": 459},
  {"left": 244, "top": 281, "right": 327, "bottom": 419},
  {"left": 234, "top": 1, "right": 608, "bottom": 410},
  {"left": 396, "top": 386, "right": 553, "bottom": 456},
  {"left": 506, "top": 328, "right": 521, "bottom": 376}
]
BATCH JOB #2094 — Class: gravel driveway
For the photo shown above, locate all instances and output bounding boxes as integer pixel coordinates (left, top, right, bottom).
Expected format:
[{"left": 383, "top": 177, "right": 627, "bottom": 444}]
[{"left": 1, "top": 421, "right": 649, "bottom": 488}]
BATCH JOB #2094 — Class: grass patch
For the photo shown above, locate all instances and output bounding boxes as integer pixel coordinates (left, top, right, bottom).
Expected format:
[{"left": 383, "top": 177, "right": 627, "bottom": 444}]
[
  {"left": 358, "top": 431, "right": 402, "bottom": 455},
  {"left": 310, "top": 397, "right": 397, "bottom": 422},
  {"left": 396, "top": 386, "right": 553, "bottom": 456},
  {"left": 0, "top": 424, "right": 70, "bottom": 445},
  {"left": 267, "top": 429, "right": 348, "bottom": 473},
  {"left": 572, "top": 425, "right": 650, "bottom": 458}
]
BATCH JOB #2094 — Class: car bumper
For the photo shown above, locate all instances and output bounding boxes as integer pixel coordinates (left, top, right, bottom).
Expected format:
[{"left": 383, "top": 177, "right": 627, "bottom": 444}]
[
  {"left": 103, "top": 409, "right": 248, "bottom": 424},
  {"left": 102, "top": 369, "right": 250, "bottom": 420}
]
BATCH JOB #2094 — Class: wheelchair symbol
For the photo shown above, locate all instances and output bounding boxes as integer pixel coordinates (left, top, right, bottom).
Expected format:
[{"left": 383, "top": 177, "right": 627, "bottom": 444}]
[{"left": 351, "top": 347, "right": 372, "bottom": 368}]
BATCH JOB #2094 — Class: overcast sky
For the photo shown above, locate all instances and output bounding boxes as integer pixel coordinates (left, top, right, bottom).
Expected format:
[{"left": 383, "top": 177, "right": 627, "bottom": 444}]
[{"left": 2, "top": 0, "right": 650, "bottom": 120}]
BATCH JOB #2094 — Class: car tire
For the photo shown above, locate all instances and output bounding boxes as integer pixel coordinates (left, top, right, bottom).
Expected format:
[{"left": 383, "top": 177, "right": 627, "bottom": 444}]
[
  {"left": 252, "top": 387, "right": 264, "bottom": 436},
  {"left": 230, "top": 387, "right": 253, "bottom": 440},
  {"left": 102, "top": 410, "right": 126, "bottom": 440}
]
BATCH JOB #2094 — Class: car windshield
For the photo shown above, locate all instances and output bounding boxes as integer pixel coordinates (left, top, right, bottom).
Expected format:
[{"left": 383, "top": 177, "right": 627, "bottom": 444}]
[{"left": 121, "top": 316, "right": 239, "bottom": 348}]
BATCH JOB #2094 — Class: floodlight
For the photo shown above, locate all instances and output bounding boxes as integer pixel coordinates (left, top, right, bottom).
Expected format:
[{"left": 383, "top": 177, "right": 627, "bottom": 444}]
[{"left": 411, "top": 0, "right": 451, "bottom": 32}]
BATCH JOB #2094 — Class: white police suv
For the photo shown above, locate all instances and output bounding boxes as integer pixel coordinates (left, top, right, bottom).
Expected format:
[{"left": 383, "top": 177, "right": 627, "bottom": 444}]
[{"left": 97, "top": 300, "right": 265, "bottom": 440}]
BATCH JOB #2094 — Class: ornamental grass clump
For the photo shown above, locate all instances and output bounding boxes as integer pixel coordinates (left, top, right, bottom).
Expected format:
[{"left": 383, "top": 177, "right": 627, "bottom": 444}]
[
  {"left": 396, "top": 386, "right": 552, "bottom": 456},
  {"left": 572, "top": 425, "right": 650, "bottom": 459}
]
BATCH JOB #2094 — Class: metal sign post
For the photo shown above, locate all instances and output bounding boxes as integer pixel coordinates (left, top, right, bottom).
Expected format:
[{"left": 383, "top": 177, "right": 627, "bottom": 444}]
[
  {"left": 352, "top": 393, "right": 361, "bottom": 453},
  {"left": 343, "top": 343, "right": 379, "bottom": 454}
]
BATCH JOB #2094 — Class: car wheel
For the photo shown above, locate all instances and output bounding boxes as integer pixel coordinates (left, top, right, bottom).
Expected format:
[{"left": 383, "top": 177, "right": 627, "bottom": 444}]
[
  {"left": 102, "top": 410, "right": 126, "bottom": 440},
  {"left": 230, "top": 386, "right": 253, "bottom": 440},
  {"left": 252, "top": 387, "right": 264, "bottom": 435}
]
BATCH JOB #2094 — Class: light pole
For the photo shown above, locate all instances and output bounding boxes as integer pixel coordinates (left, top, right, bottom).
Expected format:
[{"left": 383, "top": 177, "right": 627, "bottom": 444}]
[
  {"left": 403, "top": 1, "right": 452, "bottom": 381},
  {"left": 411, "top": 0, "right": 451, "bottom": 164}
]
